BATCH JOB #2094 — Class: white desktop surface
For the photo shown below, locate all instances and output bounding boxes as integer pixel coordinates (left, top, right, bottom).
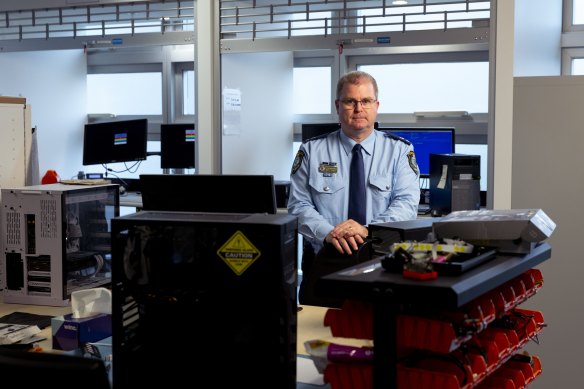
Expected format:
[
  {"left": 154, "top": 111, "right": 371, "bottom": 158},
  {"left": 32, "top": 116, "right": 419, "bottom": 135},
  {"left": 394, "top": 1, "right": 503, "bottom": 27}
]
[
  {"left": 296, "top": 305, "right": 333, "bottom": 387},
  {"left": 0, "top": 297, "right": 71, "bottom": 352},
  {"left": 296, "top": 305, "right": 373, "bottom": 387},
  {"left": 119, "top": 191, "right": 143, "bottom": 208}
]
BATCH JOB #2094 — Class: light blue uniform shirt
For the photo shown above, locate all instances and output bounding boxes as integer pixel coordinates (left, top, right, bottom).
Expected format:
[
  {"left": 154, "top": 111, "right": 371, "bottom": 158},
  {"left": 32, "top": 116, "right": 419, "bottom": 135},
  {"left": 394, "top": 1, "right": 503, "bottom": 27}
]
[{"left": 288, "top": 129, "right": 420, "bottom": 251}]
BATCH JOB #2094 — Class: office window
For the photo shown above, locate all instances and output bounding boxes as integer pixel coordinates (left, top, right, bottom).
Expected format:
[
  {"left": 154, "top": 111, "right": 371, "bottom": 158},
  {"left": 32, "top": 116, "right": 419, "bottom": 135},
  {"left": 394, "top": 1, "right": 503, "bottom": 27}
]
[
  {"left": 573, "top": 58, "right": 584, "bottom": 74},
  {"left": 87, "top": 56, "right": 194, "bottom": 123},
  {"left": 574, "top": 0, "right": 584, "bottom": 24},
  {"left": 220, "top": 1, "right": 489, "bottom": 39},
  {"left": 87, "top": 73, "right": 162, "bottom": 115},
  {"left": 293, "top": 67, "right": 331, "bottom": 114},
  {"left": 291, "top": 12, "right": 333, "bottom": 36},
  {"left": 182, "top": 69, "right": 195, "bottom": 115},
  {"left": 360, "top": 62, "right": 489, "bottom": 113},
  {"left": 87, "top": 71, "right": 165, "bottom": 178},
  {"left": 81, "top": 21, "right": 162, "bottom": 36},
  {"left": 0, "top": 1, "right": 194, "bottom": 43},
  {"left": 456, "top": 143, "right": 488, "bottom": 191},
  {"left": 565, "top": 0, "right": 584, "bottom": 33},
  {"left": 173, "top": 62, "right": 196, "bottom": 118},
  {"left": 358, "top": 2, "right": 489, "bottom": 32}
]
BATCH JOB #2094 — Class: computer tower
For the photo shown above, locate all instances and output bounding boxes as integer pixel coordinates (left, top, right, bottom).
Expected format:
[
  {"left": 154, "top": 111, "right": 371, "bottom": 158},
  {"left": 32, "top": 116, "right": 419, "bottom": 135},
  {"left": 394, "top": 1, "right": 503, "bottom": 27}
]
[
  {"left": 275, "top": 180, "right": 291, "bottom": 208},
  {"left": 111, "top": 211, "right": 298, "bottom": 388},
  {"left": 0, "top": 183, "right": 119, "bottom": 306},
  {"left": 430, "top": 153, "right": 481, "bottom": 216}
]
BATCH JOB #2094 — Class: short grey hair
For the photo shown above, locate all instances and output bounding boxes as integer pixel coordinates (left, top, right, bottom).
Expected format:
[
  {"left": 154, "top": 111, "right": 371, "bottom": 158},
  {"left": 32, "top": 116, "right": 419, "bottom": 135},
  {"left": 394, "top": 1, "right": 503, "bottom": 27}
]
[{"left": 336, "top": 71, "right": 379, "bottom": 100}]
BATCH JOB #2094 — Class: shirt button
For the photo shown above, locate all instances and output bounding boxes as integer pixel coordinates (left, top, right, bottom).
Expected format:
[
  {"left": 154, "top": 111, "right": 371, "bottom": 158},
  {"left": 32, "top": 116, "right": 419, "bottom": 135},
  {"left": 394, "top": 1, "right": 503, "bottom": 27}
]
[
  {"left": 386, "top": 185, "right": 390, "bottom": 189},
  {"left": 323, "top": 186, "right": 330, "bottom": 192}
]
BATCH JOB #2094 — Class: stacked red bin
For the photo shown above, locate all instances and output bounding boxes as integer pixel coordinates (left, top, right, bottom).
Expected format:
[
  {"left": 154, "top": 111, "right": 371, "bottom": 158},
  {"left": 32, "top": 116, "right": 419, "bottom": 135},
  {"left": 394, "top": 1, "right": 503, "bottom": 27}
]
[{"left": 321, "top": 269, "right": 545, "bottom": 389}]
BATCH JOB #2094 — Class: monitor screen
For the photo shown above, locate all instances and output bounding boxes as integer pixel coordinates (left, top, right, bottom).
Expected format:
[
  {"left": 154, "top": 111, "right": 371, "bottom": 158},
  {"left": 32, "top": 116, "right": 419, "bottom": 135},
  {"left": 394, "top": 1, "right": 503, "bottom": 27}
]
[
  {"left": 379, "top": 127, "right": 455, "bottom": 178},
  {"left": 139, "top": 174, "right": 278, "bottom": 214},
  {"left": 83, "top": 119, "right": 148, "bottom": 166},
  {"left": 301, "top": 123, "right": 340, "bottom": 142},
  {"left": 160, "top": 123, "right": 196, "bottom": 169}
]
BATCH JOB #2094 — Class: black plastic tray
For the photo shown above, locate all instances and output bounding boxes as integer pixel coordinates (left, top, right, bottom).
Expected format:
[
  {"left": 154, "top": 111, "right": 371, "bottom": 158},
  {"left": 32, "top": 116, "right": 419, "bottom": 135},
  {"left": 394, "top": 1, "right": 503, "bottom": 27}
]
[{"left": 381, "top": 247, "right": 498, "bottom": 276}]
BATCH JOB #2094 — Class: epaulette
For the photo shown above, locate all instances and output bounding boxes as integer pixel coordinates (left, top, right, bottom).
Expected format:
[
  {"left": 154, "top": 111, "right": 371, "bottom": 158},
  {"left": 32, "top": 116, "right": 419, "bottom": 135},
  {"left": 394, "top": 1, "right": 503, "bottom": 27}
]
[
  {"left": 303, "top": 129, "right": 339, "bottom": 143},
  {"left": 383, "top": 132, "right": 411, "bottom": 145}
]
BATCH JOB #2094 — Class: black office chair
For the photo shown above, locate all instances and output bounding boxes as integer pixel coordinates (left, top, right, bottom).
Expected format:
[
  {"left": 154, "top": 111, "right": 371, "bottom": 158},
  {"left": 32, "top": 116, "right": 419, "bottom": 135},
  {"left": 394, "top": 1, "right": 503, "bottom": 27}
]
[{"left": 0, "top": 347, "right": 111, "bottom": 389}]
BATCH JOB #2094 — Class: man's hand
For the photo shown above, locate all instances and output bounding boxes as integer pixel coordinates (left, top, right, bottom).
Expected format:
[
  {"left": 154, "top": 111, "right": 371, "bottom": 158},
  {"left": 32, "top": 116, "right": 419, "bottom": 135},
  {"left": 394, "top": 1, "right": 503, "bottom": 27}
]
[{"left": 325, "top": 219, "right": 368, "bottom": 254}]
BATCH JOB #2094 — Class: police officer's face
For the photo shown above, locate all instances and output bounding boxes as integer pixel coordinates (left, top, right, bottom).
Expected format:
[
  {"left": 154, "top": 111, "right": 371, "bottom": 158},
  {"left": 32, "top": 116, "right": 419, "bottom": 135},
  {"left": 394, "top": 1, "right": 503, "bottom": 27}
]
[{"left": 336, "top": 81, "right": 378, "bottom": 137}]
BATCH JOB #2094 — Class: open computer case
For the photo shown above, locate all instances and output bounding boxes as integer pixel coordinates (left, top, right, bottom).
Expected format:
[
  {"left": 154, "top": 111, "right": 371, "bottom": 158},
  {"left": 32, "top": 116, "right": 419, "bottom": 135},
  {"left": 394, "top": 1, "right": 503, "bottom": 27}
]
[
  {"left": 0, "top": 183, "right": 119, "bottom": 306},
  {"left": 111, "top": 210, "right": 298, "bottom": 388}
]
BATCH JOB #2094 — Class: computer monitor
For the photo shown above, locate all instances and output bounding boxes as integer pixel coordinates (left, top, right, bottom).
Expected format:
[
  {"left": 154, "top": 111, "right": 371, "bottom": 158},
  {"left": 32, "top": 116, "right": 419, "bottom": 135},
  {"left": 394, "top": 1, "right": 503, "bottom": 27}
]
[
  {"left": 82, "top": 118, "right": 148, "bottom": 166},
  {"left": 160, "top": 123, "right": 196, "bottom": 169},
  {"left": 301, "top": 122, "right": 380, "bottom": 142},
  {"left": 379, "top": 127, "right": 455, "bottom": 178},
  {"left": 301, "top": 123, "right": 340, "bottom": 142},
  {"left": 139, "top": 174, "right": 278, "bottom": 214},
  {"left": 0, "top": 347, "right": 111, "bottom": 389}
]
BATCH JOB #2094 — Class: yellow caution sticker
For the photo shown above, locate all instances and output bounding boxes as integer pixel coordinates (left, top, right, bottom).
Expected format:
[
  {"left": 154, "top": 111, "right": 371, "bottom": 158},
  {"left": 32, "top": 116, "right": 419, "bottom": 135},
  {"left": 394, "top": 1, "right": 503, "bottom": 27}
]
[{"left": 217, "top": 231, "right": 261, "bottom": 275}]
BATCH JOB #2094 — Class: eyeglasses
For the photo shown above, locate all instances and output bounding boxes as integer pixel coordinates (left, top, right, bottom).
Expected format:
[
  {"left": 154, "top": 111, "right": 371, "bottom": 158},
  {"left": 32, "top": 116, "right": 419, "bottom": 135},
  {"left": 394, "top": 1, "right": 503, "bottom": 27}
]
[{"left": 339, "top": 98, "right": 377, "bottom": 109}]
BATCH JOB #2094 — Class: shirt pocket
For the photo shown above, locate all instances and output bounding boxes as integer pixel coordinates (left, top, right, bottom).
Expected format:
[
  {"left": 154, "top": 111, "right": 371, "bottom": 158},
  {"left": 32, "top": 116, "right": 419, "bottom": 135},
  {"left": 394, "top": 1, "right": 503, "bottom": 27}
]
[
  {"left": 309, "top": 176, "right": 345, "bottom": 214},
  {"left": 369, "top": 174, "right": 393, "bottom": 209}
]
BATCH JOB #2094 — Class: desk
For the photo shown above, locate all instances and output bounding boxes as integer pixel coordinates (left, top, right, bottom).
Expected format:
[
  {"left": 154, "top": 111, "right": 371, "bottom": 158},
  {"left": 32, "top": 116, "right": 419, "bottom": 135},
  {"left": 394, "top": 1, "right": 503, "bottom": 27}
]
[
  {"left": 296, "top": 305, "right": 372, "bottom": 355},
  {"left": 297, "top": 305, "right": 373, "bottom": 388},
  {"left": 0, "top": 299, "right": 71, "bottom": 352}
]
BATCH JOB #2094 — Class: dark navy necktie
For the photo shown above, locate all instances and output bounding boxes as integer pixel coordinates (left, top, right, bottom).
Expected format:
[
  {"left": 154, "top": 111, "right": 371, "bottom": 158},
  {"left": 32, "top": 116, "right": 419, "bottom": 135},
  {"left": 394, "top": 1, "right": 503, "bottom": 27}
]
[{"left": 348, "top": 143, "right": 366, "bottom": 225}]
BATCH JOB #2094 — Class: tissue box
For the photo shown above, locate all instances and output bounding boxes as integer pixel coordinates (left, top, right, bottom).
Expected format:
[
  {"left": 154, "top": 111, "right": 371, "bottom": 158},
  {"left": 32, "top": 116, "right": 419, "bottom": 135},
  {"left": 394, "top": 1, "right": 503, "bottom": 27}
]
[{"left": 51, "top": 313, "right": 112, "bottom": 351}]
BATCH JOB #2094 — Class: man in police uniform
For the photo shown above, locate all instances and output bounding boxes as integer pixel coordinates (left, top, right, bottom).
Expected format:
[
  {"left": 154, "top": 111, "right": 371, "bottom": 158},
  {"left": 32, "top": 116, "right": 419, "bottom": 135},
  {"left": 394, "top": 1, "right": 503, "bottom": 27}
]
[{"left": 288, "top": 70, "right": 420, "bottom": 306}]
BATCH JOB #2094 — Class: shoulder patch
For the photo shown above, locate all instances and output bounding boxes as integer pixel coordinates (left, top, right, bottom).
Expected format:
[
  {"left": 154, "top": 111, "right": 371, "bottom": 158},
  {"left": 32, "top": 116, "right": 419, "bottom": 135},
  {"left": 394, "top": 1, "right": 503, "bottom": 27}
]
[
  {"left": 407, "top": 151, "right": 419, "bottom": 176},
  {"left": 291, "top": 149, "right": 305, "bottom": 175},
  {"left": 383, "top": 132, "right": 411, "bottom": 146}
]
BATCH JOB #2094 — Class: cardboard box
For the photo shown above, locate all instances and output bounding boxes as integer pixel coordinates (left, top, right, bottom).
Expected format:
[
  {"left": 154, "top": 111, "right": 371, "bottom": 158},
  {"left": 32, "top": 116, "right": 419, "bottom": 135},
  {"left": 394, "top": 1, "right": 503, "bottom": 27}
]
[
  {"left": 51, "top": 313, "right": 112, "bottom": 351},
  {"left": 0, "top": 96, "right": 26, "bottom": 104}
]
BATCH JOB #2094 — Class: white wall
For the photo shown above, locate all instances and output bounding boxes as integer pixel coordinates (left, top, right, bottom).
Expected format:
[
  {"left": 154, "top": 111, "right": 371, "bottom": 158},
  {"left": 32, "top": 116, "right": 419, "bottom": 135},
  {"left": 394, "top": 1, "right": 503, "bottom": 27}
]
[
  {"left": 511, "top": 5, "right": 567, "bottom": 386},
  {"left": 220, "top": 51, "right": 294, "bottom": 180},
  {"left": 512, "top": 76, "right": 584, "bottom": 388},
  {"left": 0, "top": 49, "right": 87, "bottom": 182}
]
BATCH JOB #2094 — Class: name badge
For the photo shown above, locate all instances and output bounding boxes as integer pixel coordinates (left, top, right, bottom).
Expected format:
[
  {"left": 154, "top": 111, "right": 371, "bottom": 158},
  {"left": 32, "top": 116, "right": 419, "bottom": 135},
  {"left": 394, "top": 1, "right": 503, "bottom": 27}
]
[{"left": 319, "top": 162, "right": 337, "bottom": 177}]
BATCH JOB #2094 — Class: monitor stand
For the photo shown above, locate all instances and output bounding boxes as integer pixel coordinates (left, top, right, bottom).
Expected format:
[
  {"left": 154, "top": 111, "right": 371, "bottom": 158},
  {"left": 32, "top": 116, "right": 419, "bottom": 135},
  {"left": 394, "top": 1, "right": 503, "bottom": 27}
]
[{"left": 163, "top": 168, "right": 187, "bottom": 175}]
